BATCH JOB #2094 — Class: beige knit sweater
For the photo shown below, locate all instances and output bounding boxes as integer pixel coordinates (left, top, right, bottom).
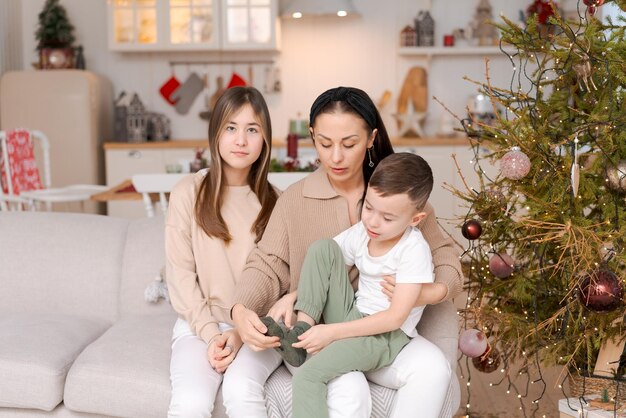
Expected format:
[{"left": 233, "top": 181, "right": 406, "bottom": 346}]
[
  {"left": 235, "top": 168, "right": 463, "bottom": 316},
  {"left": 166, "top": 171, "right": 261, "bottom": 344}
]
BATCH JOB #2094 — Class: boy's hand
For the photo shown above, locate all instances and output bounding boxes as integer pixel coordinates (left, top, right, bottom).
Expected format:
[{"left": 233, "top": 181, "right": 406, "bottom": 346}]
[
  {"left": 292, "top": 324, "right": 336, "bottom": 355},
  {"left": 267, "top": 291, "right": 297, "bottom": 329}
]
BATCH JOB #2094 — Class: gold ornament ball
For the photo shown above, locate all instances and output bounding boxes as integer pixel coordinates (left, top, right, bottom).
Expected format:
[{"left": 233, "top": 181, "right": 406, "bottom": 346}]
[{"left": 605, "top": 160, "right": 626, "bottom": 193}]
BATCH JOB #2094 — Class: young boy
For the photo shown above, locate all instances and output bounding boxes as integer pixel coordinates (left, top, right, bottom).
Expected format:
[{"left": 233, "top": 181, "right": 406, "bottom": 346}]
[{"left": 261, "top": 152, "right": 435, "bottom": 418}]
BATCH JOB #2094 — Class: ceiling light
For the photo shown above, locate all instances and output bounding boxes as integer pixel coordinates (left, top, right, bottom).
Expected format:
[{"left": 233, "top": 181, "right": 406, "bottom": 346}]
[{"left": 281, "top": 0, "right": 359, "bottom": 19}]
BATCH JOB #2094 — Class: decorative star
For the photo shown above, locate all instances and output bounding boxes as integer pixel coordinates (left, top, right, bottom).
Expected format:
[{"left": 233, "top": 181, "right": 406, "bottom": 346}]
[{"left": 394, "top": 101, "right": 427, "bottom": 137}]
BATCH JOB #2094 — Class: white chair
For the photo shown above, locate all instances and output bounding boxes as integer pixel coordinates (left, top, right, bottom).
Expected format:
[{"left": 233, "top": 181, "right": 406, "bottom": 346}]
[
  {"left": 0, "top": 130, "right": 108, "bottom": 211},
  {"left": 131, "top": 173, "right": 187, "bottom": 217}
]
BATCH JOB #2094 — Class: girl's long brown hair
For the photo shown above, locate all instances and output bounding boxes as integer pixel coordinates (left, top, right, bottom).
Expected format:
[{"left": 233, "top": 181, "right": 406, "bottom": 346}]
[{"left": 194, "top": 87, "right": 278, "bottom": 243}]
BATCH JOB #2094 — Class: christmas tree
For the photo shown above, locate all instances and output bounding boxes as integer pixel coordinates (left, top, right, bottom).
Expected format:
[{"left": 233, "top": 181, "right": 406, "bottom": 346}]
[
  {"left": 452, "top": 0, "right": 626, "bottom": 415},
  {"left": 35, "top": 0, "right": 75, "bottom": 50}
]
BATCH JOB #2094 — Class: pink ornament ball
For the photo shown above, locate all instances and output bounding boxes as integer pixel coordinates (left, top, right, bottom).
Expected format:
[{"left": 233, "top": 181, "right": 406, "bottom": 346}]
[
  {"left": 459, "top": 329, "right": 488, "bottom": 358},
  {"left": 489, "top": 253, "right": 515, "bottom": 279},
  {"left": 500, "top": 146, "right": 531, "bottom": 180}
]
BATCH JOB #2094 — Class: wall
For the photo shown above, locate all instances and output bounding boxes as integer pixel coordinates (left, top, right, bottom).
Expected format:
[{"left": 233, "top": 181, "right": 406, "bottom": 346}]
[{"left": 16, "top": 0, "right": 588, "bottom": 142}]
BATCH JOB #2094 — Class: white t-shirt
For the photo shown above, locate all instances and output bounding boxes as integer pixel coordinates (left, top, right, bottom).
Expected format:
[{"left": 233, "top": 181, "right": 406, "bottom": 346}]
[{"left": 333, "top": 221, "right": 434, "bottom": 338}]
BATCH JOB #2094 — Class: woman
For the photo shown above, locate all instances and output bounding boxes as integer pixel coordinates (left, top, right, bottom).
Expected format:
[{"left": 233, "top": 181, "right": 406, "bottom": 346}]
[
  {"left": 225, "top": 86, "right": 462, "bottom": 418},
  {"left": 165, "top": 86, "right": 279, "bottom": 417}
]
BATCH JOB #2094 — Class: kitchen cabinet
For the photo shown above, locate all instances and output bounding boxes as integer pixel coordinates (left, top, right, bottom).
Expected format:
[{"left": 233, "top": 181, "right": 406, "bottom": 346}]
[{"left": 107, "top": 0, "right": 278, "bottom": 51}]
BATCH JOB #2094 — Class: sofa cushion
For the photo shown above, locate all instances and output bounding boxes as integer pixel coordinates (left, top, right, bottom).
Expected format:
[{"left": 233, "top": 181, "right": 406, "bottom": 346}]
[
  {"left": 0, "top": 212, "right": 128, "bottom": 322},
  {"left": 64, "top": 313, "right": 176, "bottom": 418},
  {"left": 0, "top": 313, "right": 110, "bottom": 411},
  {"left": 118, "top": 216, "right": 174, "bottom": 317}
]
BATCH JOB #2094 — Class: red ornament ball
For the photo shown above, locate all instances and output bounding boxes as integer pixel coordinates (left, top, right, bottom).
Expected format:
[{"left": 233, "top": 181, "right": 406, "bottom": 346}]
[
  {"left": 587, "top": 5, "right": 597, "bottom": 14},
  {"left": 579, "top": 269, "right": 623, "bottom": 312},
  {"left": 583, "top": 0, "right": 604, "bottom": 6},
  {"left": 500, "top": 146, "right": 531, "bottom": 180},
  {"left": 462, "top": 219, "right": 483, "bottom": 240},
  {"left": 459, "top": 329, "right": 488, "bottom": 358},
  {"left": 472, "top": 346, "right": 501, "bottom": 373},
  {"left": 489, "top": 253, "right": 515, "bottom": 279}
]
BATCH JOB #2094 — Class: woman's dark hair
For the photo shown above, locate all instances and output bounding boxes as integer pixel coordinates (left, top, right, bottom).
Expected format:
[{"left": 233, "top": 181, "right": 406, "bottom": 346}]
[
  {"left": 195, "top": 86, "right": 278, "bottom": 244},
  {"left": 309, "top": 86, "right": 394, "bottom": 185}
]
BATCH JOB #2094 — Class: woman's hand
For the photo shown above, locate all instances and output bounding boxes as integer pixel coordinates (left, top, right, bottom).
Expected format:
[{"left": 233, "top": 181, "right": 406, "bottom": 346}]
[
  {"left": 231, "top": 304, "right": 280, "bottom": 351},
  {"left": 381, "top": 276, "right": 447, "bottom": 305},
  {"left": 208, "top": 330, "right": 242, "bottom": 373},
  {"left": 292, "top": 324, "right": 336, "bottom": 355},
  {"left": 267, "top": 291, "right": 297, "bottom": 328}
]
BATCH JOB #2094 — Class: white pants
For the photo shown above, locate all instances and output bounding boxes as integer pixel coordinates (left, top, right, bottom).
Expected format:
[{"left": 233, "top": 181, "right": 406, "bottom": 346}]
[
  {"left": 168, "top": 318, "right": 232, "bottom": 418},
  {"left": 222, "top": 345, "right": 371, "bottom": 418},
  {"left": 366, "top": 334, "right": 451, "bottom": 418}
]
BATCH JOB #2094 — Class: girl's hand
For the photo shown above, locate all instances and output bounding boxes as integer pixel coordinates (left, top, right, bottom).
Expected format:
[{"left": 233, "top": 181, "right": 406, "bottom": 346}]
[
  {"left": 267, "top": 291, "right": 297, "bottom": 328},
  {"left": 208, "top": 330, "right": 242, "bottom": 373},
  {"left": 380, "top": 275, "right": 396, "bottom": 302},
  {"left": 231, "top": 304, "right": 280, "bottom": 351},
  {"left": 292, "top": 324, "right": 336, "bottom": 355}
]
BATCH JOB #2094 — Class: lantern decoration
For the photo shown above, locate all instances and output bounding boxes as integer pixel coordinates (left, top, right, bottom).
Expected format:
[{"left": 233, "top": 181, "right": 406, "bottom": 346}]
[
  {"left": 578, "top": 268, "right": 623, "bottom": 312},
  {"left": 500, "top": 146, "right": 531, "bottom": 180},
  {"left": 459, "top": 329, "right": 488, "bottom": 358},
  {"left": 489, "top": 253, "right": 515, "bottom": 279}
]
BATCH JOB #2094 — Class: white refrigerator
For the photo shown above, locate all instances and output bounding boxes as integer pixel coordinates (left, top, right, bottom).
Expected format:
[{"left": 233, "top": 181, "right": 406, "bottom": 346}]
[{"left": 0, "top": 70, "right": 113, "bottom": 212}]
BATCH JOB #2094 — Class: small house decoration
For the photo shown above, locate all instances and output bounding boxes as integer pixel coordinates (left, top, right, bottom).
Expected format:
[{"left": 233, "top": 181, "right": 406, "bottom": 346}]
[
  {"left": 400, "top": 25, "right": 417, "bottom": 47},
  {"left": 471, "top": 0, "right": 499, "bottom": 46},
  {"left": 114, "top": 92, "right": 147, "bottom": 143},
  {"left": 415, "top": 10, "right": 435, "bottom": 47}
]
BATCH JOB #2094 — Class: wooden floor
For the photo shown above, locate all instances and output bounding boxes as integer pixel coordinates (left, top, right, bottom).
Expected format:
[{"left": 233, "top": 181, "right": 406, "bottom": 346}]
[{"left": 453, "top": 359, "right": 566, "bottom": 417}]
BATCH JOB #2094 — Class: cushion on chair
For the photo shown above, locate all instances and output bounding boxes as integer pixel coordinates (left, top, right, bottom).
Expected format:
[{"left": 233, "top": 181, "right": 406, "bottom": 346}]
[
  {"left": 0, "top": 313, "right": 110, "bottom": 411},
  {"left": 0, "top": 129, "right": 43, "bottom": 195},
  {"left": 64, "top": 314, "right": 176, "bottom": 418}
]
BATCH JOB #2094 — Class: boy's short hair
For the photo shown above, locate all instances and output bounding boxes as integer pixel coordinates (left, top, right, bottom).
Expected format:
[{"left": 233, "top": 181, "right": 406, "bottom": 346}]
[{"left": 368, "top": 153, "right": 433, "bottom": 210}]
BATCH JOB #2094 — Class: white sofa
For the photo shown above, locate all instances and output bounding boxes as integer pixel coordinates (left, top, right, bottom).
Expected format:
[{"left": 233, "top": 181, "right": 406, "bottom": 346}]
[{"left": 0, "top": 212, "right": 460, "bottom": 417}]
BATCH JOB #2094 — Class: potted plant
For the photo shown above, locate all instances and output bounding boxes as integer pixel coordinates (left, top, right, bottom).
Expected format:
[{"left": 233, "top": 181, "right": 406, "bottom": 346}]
[{"left": 35, "top": 0, "right": 75, "bottom": 69}]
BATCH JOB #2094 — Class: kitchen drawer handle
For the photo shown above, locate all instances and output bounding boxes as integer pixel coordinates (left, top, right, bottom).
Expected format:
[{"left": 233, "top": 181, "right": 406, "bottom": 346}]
[{"left": 128, "top": 150, "right": 142, "bottom": 158}]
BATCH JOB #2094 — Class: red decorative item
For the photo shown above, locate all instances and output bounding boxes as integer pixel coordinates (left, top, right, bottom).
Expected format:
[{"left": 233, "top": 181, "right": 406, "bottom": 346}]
[
  {"left": 472, "top": 345, "right": 500, "bottom": 373},
  {"left": 587, "top": 5, "right": 597, "bottom": 14},
  {"left": 489, "top": 253, "right": 515, "bottom": 279},
  {"left": 0, "top": 129, "right": 44, "bottom": 195},
  {"left": 583, "top": 0, "right": 604, "bottom": 6},
  {"left": 159, "top": 76, "right": 181, "bottom": 105},
  {"left": 287, "top": 133, "right": 298, "bottom": 160},
  {"left": 579, "top": 268, "right": 623, "bottom": 312},
  {"left": 462, "top": 219, "right": 483, "bottom": 240},
  {"left": 443, "top": 34, "right": 455, "bottom": 47},
  {"left": 227, "top": 73, "right": 247, "bottom": 88},
  {"left": 527, "top": 0, "right": 557, "bottom": 25}
]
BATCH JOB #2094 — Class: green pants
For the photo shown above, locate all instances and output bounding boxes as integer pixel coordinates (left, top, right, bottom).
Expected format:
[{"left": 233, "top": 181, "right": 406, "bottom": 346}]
[{"left": 292, "top": 239, "right": 409, "bottom": 418}]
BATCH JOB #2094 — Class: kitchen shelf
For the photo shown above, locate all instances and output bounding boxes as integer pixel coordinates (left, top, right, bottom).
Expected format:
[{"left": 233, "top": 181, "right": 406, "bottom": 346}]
[{"left": 399, "top": 46, "right": 515, "bottom": 58}]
